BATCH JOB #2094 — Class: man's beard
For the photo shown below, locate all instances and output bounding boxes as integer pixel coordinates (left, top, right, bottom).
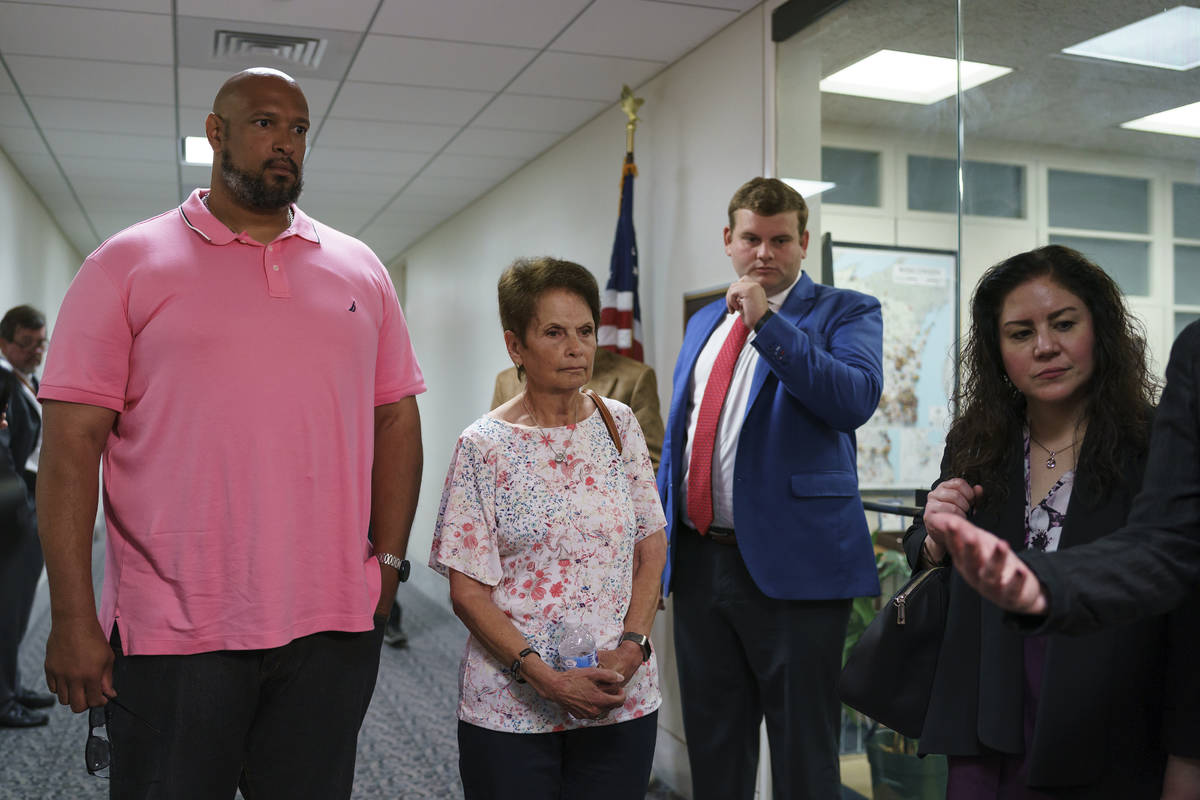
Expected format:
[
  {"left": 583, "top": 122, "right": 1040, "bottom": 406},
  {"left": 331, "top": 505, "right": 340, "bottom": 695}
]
[{"left": 220, "top": 150, "right": 303, "bottom": 211}]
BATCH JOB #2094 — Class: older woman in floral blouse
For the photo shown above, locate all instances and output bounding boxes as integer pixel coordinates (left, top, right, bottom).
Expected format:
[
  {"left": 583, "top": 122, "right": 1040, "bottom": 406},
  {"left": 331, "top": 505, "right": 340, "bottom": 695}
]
[{"left": 430, "top": 257, "right": 668, "bottom": 800}]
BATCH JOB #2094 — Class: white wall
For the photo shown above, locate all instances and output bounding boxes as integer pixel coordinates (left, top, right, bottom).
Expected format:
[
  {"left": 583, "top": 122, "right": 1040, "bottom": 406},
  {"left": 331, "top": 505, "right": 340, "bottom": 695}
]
[
  {"left": 396, "top": 6, "right": 770, "bottom": 795},
  {"left": 0, "top": 146, "right": 81, "bottom": 326}
]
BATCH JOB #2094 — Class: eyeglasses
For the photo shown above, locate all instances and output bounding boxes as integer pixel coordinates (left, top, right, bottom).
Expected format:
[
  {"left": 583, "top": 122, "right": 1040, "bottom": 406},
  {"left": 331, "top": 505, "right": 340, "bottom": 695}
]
[
  {"left": 8, "top": 338, "right": 46, "bottom": 351},
  {"left": 85, "top": 698, "right": 160, "bottom": 779},
  {"left": 86, "top": 707, "right": 110, "bottom": 778}
]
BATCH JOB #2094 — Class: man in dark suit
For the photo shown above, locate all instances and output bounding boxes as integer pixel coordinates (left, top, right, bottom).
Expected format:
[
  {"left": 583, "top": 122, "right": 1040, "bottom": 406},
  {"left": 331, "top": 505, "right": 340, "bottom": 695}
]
[
  {"left": 658, "top": 178, "right": 884, "bottom": 799},
  {"left": 0, "top": 304, "right": 54, "bottom": 728}
]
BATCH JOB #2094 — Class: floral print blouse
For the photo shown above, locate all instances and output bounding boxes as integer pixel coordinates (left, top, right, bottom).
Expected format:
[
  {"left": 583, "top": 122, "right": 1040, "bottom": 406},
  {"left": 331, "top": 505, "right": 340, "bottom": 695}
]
[
  {"left": 1023, "top": 431, "right": 1075, "bottom": 553},
  {"left": 430, "top": 398, "right": 667, "bottom": 733}
]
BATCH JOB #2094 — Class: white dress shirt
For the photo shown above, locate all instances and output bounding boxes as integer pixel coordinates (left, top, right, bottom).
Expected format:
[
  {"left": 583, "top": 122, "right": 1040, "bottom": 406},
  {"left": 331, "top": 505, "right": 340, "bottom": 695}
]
[{"left": 681, "top": 274, "right": 801, "bottom": 530}]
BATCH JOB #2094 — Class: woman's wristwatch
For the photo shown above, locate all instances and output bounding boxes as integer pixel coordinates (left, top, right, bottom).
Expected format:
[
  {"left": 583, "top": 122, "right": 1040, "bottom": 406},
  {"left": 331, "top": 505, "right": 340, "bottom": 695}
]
[{"left": 619, "top": 631, "right": 652, "bottom": 663}]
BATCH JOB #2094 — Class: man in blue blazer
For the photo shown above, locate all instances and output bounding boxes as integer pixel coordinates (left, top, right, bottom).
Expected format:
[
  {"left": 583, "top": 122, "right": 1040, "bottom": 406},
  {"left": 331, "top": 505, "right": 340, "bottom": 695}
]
[{"left": 659, "top": 178, "right": 883, "bottom": 799}]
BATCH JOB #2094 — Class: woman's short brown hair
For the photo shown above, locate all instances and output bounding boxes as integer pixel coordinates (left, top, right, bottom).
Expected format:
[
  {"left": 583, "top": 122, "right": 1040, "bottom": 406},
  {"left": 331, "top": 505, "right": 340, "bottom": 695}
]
[{"left": 497, "top": 257, "right": 601, "bottom": 345}]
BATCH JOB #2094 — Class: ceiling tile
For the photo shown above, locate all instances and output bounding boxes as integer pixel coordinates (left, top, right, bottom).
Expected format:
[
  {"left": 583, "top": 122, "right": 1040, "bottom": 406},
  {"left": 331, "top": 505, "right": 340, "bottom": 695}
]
[
  {"left": 472, "top": 93, "right": 607, "bottom": 132},
  {"left": 299, "top": 168, "right": 409, "bottom": 193},
  {"left": 0, "top": 96, "right": 34, "bottom": 127},
  {"left": 405, "top": 173, "right": 502, "bottom": 199},
  {"left": 177, "top": 69, "right": 341, "bottom": 119},
  {"left": 423, "top": 153, "right": 525, "bottom": 181},
  {"left": 304, "top": 146, "right": 429, "bottom": 175},
  {"left": 14, "top": 0, "right": 167, "bottom": 12},
  {"left": 7, "top": 56, "right": 174, "bottom": 105},
  {"left": 76, "top": 189, "right": 179, "bottom": 212},
  {"left": 349, "top": 35, "right": 535, "bottom": 92},
  {"left": 553, "top": 0, "right": 737, "bottom": 61},
  {"left": 43, "top": 130, "right": 177, "bottom": 163},
  {"left": 313, "top": 119, "right": 459, "bottom": 152},
  {"left": 180, "top": 165, "right": 212, "bottom": 186},
  {"left": 444, "top": 126, "right": 563, "bottom": 160},
  {"left": 0, "top": 126, "right": 48, "bottom": 157},
  {"left": 31, "top": 98, "right": 175, "bottom": 136},
  {"left": 509, "top": 51, "right": 663, "bottom": 100},
  {"left": 174, "top": 16, "right": 365, "bottom": 81},
  {"left": 329, "top": 82, "right": 491, "bottom": 125},
  {"left": 176, "top": 0, "right": 379, "bottom": 33},
  {"left": 0, "top": 4, "right": 173, "bottom": 64},
  {"left": 383, "top": 191, "right": 485, "bottom": 217},
  {"left": 372, "top": 0, "right": 590, "bottom": 48},
  {"left": 57, "top": 156, "right": 176, "bottom": 182},
  {"left": 654, "top": 0, "right": 757, "bottom": 9}
]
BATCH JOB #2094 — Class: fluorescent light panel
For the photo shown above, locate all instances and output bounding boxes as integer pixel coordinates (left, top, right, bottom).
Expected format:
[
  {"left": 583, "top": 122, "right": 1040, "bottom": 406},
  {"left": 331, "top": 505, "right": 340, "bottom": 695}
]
[
  {"left": 1121, "top": 101, "right": 1200, "bottom": 139},
  {"left": 183, "top": 136, "right": 212, "bottom": 165},
  {"left": 819, "top": 49, "right": 1012, "bottom": 105},
  {"left": 782, "top": 178, "right": 836, "bottom": 199},
  {"left": 1062, "top": 6, "right": 1200, "bottom": 71}
]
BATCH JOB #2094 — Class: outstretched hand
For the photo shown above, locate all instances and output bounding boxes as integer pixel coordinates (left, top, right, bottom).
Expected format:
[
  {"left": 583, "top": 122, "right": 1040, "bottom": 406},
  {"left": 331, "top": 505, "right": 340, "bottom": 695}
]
[{"left": 933, "top": 512, "right": 1048, "bottom": 615}]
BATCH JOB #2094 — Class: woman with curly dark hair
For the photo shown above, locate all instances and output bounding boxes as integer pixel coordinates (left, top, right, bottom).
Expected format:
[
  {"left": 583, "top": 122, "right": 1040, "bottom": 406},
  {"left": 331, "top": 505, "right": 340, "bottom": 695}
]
[{"left": 903, "top": 245, "right": 1200, "bottom": 798}]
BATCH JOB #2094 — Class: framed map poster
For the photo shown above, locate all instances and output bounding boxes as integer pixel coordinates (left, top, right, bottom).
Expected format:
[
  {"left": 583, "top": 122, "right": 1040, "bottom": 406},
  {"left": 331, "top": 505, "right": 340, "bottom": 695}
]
[{"left": 831, "top": 242, "right": 959, "bottom": 490}]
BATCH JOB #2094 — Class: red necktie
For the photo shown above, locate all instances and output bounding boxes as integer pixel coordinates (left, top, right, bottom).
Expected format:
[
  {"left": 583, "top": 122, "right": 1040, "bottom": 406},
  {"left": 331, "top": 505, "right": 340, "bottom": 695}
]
[{"left": 687, "top": 318, "right": 750, "bottom": 536}]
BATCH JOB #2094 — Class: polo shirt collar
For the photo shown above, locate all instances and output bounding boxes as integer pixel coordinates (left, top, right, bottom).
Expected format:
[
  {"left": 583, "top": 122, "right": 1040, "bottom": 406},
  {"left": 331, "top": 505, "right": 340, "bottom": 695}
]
[{"left": 178, "top": 188, "right": 320, "bottom": 246}]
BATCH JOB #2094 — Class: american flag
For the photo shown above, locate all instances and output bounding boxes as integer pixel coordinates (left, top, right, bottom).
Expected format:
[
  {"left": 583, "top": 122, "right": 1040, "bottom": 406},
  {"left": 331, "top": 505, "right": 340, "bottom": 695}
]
[{"left": 598, "top": 152, "right": 643, "bottom": 362}]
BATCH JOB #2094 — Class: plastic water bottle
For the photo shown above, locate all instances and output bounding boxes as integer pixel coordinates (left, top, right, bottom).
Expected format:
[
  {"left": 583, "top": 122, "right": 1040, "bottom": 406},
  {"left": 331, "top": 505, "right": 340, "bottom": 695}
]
[{"left": 557, "top": 619, "right": 598, "bottom": 669}]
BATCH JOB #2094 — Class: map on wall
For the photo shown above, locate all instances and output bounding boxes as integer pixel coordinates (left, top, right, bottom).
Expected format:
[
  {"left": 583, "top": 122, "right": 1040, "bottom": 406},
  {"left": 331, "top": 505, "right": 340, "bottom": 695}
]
[{"left": 831, "top": 243, "right": 958, "bottom": 490}]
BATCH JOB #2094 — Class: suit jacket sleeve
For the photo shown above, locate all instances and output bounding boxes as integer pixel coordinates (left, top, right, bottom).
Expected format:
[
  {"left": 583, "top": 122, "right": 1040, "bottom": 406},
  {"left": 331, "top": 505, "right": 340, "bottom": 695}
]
[
  {"left": 0, "top": 416, "right": 34, "bottom": 544},
  {"left": 1018, "top": 322, "right": 1200, "bottom": 634},
  {"left": 750, "top": 290, "right": 883, "bottom": 432}
]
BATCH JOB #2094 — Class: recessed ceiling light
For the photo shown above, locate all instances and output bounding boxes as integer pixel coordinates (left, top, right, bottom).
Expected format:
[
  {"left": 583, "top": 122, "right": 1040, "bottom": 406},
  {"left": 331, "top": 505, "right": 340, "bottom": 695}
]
[
  {"left": 1121, "top": 101, "right": 1200, "bottom": 139},
  {"left": 782, "top": 178, "right": 837, "bottom": 198},
  {"left": 182, "top": 136, "right": 212, "bottom": 166},
  {"left": 1062, "top": 6, "right": 1200, "bottom": 71},
  {"left": 819, "top": 49, "right": 1012, "bottom": 105}
]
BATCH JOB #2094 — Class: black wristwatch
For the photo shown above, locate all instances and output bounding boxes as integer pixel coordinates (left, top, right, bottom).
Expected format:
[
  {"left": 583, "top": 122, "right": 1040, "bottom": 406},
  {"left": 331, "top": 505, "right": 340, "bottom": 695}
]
[
  {"left": 376, "top": 552, "right": 410, "bottom": 582},
  {"left": 619, "top": 631, "right": 652, "bottom": 663}
]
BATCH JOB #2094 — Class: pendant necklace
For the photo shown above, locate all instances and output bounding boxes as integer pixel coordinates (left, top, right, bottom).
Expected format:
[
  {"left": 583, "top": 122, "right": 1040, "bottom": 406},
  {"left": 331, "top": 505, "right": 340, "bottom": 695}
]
[
  {"left": 523, "top": 391, "right": 579, "bottom": 463},
  {"left": 1029, "top": 433, "right": 1077, "bottom": 469}
]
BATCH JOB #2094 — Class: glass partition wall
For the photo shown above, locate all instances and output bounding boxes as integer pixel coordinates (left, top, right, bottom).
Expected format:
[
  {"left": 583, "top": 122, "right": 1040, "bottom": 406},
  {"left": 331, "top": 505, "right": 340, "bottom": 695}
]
[{"left": 776, "top": 1, "right": 1199, "bottom": 797}]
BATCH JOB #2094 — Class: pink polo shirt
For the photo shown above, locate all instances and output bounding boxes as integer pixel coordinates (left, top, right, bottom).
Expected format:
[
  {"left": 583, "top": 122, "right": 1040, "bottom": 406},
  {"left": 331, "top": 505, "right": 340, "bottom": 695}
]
[{"left": 40, "top": 189, "right": 426, "bottom": 655}]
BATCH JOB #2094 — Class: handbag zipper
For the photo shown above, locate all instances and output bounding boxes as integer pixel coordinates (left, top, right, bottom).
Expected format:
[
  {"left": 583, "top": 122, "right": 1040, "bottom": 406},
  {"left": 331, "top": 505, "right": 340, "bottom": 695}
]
[{"left": 893, "top": 567, "right": 942, "bottom": 626}]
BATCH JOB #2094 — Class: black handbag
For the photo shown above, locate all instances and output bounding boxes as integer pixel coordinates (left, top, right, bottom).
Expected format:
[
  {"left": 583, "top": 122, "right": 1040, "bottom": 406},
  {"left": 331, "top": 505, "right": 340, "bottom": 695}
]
[{"left": 837, "top": 565, "right": 949, "bottom": 739}]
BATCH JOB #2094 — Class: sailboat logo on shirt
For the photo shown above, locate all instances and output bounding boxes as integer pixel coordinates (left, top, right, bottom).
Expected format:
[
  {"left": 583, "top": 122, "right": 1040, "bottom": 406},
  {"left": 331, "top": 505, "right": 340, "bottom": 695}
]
[{"left": 348, "top": 300, "right": 357, "bottom": 312}]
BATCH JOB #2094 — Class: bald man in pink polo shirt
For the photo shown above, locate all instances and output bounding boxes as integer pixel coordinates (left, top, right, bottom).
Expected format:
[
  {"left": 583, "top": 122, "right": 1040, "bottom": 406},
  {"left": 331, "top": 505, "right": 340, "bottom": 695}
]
[{"left": 36, "top": 69, "right": 424, "bottom": 799}]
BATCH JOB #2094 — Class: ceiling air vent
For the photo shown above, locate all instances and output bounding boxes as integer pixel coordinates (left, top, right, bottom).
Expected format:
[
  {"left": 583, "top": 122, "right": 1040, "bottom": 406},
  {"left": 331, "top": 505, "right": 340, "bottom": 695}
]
[{"left": 212, "top": 30, "right": 327, "bottom": 69}]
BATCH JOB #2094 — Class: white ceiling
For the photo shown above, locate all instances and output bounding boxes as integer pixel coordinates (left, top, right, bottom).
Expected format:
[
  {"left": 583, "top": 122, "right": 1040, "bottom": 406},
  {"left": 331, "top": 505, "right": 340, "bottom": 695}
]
[{"left": 0, "top": 0, "right": 758, "bottom": 262}]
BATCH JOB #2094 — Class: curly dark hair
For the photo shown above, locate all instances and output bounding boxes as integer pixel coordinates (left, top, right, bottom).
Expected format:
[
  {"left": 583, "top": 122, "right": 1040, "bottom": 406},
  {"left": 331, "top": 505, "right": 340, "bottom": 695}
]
[{"left": 945, "top": 245, "right": 1157, "bottom": 506}]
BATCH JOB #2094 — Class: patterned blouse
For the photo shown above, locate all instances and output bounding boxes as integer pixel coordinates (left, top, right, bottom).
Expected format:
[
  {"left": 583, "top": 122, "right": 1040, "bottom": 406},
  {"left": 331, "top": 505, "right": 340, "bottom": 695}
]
[
  {"left": 430, "top": 398, "right": 667, "bottom": 733},
  {"left": 1023, "top": 431, "right": 1075, "bottom": 553}
]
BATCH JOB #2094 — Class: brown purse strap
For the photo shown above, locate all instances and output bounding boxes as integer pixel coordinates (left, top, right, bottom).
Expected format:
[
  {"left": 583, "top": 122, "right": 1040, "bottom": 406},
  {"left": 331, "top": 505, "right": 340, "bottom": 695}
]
[{"left": 584, "top": 389, "right": 622, "bottom": 455}]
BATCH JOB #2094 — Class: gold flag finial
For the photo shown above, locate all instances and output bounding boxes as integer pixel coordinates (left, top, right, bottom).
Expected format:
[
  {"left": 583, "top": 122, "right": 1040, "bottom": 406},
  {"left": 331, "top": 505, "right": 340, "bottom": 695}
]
[{"left": 620, "top": 85, "right": 644, "bottom": 153}]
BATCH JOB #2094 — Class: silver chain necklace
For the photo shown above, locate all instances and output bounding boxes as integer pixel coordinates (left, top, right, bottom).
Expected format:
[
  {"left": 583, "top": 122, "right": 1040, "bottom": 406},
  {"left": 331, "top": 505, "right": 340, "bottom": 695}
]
[
  {"left": 202, "top": 192, "right": 293, "bottom": 227},
  {"left": 1029, "top": 433, "right": 1077, "bottom": 470},
  {"left": 522, "top": 391, "right": 580, "bottom": 464}
]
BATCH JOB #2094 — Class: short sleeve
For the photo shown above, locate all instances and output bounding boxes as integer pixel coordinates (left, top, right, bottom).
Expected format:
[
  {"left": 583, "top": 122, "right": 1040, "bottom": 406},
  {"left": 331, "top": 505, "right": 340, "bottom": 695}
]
[
  {"left": 371, "top": 263, "right": 426, "bottom": 406},
  {"left": 38, "top": 257, "right": 131, "bottom": 412},
  {"left": 615, "top": 403, "right": 668, "bottom": 542},
  {"left": 429, "top": 432, "right": 502, "bottom": 585}
]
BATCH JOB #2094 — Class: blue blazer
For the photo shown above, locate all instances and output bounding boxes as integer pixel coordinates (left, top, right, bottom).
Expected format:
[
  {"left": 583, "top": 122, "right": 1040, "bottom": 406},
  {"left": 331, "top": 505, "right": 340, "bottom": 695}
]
[{"left": 658, "top": 272, "right": 884, "bottom": 600}]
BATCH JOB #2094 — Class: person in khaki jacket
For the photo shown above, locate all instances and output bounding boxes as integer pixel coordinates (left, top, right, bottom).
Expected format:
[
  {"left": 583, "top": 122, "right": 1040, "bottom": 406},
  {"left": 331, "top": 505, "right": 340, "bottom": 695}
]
[{"left": 492, "top": 346, "right": 664, "bottom": 472}]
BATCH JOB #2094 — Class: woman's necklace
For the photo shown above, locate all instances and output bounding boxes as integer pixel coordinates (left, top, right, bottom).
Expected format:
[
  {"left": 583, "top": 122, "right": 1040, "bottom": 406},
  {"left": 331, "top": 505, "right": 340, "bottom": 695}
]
[
  {"left": 522, "top": 392, "right": 580, "bottom": 464},
  {"left": 1028, "top": 433, "right": 1077, "bottom": 469}
]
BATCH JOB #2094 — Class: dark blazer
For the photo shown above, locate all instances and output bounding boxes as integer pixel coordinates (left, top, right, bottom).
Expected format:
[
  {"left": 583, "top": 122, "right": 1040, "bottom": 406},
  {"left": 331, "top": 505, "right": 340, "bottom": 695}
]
[
  {"left": 906, "top": 430, "right": 1200, "bottom": 796},
  {"left": 0, "top": 365, "right": 38, "bottom": 545},
  {"left": 659, "top": 272, "right": 884, "bottom": 599}
]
